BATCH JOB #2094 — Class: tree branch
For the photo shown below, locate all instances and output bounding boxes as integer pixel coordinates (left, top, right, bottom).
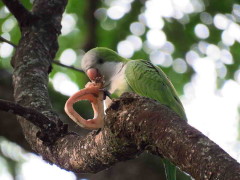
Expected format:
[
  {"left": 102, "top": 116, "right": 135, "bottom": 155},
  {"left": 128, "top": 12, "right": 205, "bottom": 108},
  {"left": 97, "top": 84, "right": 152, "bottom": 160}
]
[
  {"left": 2, "top": 0, "right": 32, "bottom": 26},
  {"left": 104, "top": 93, "right": 240, "bottom": 180},
  {"left": 0, "top": 36, "right": 84, "bottom": 73},
  {"left": 0, "top": 99, "right": 68, "bottom": 145},
  {"left": 52, "top": 60, "right": 84, "bottom": 73},
  {"left": 10, "top": 0, "right": 68, "bottom": 152},
  {"left": 0, "top": 37, "right": 17, "bottom": 48},
  {"left": 51, "top": 92, "right": 239, "bottom": 180},
  {"left": 0, "top": 99, "right": 54, "bottom": 129},
  {"left": 3, "top": 90, "right": 240, "bottom": 179}
]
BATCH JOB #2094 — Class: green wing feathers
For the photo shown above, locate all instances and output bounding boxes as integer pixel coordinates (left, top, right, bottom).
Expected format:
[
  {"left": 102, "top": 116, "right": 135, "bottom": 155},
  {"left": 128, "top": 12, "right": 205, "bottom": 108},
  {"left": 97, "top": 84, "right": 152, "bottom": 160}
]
[
  {"left": 125, "top": 60, "right": 187, "bottom": 120},
  {"left": 125, "top": 60, "right": 188, "bottom": 180},
  {"left": 162, "top": 159, "right": 177, "bottom": 180}
]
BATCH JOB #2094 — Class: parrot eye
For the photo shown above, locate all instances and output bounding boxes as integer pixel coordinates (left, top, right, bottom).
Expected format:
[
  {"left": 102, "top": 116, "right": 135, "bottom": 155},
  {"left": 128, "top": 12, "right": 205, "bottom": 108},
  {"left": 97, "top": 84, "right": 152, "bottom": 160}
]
[{"left": 98, "top": 58, "right": 104, "bottom": 64}]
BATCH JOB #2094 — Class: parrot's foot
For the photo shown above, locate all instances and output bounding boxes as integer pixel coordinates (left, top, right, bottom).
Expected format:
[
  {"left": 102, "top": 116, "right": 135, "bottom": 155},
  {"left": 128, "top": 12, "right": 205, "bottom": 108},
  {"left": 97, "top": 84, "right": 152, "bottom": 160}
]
[
  {"left": 93, "top": 128, "right": 102, "bottom": 135},
  {"left": 99, "top": 88, "right": 111, "bottom": 100},
  {"left": 64, "top": 82, "right": 105, "bottom": 130},
  {"left": 85, "top": 81, "right": 102, "bottom": 89}
]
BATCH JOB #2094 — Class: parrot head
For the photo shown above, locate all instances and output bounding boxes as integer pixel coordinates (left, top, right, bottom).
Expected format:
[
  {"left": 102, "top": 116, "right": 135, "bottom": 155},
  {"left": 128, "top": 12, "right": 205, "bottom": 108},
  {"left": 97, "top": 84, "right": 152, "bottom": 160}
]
[{"left": 81, "top": 47, "right": 127, "bottom": 86}]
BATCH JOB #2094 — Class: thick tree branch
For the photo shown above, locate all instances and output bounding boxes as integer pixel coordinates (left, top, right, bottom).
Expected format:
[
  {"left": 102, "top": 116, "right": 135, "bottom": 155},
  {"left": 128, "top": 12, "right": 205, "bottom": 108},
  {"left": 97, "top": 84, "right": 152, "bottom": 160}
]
[
  {"left": 10, "top": 0, "right": 67, "bottom": 151},
  {"left": 2, "top": 0, "right": 32, "bottom": 26},
  {"left": 50, "top": 93, "right": 240, "bottom": 180},
  {"left": 104, "top": 93, "right": 240, "bottom": 180},
  {"left": 2, "top": 90, "right": 240, "bottom": 179}
]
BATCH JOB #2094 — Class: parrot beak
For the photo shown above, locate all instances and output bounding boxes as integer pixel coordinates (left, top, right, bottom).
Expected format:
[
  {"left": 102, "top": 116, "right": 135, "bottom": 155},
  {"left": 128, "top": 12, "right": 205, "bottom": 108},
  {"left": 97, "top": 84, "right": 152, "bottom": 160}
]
[
  {"left": 86, "top": 68, "right": 101, "bottom": 82},
  {"left": 86, "top": 68, "right": 111, "bottom": 99}
]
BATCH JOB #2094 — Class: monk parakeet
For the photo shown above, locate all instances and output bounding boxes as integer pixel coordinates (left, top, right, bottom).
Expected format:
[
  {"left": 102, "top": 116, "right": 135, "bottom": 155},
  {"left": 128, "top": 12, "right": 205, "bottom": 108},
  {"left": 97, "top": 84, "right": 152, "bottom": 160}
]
[{"left": 76, "top": 47, "right": 187, "bottom": 180}]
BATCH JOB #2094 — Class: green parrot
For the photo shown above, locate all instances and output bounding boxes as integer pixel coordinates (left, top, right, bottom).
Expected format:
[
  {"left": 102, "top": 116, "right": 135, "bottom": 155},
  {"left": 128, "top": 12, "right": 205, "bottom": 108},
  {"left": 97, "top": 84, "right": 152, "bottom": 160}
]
[{"left": 80, "top": 47, "right": 187, "bottom": 180}]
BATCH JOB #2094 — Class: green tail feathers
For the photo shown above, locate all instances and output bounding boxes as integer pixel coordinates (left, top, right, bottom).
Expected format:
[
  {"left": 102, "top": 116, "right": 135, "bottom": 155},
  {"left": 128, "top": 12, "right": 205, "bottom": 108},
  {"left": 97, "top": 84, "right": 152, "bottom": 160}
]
[{"left": 162, "top": 159, "right": 176, "bottom": 180}]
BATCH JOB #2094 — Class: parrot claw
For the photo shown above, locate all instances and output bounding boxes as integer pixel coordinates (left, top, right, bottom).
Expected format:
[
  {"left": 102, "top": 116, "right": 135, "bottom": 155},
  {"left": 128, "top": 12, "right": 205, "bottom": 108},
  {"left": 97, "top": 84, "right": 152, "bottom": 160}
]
[
  {"left": 99, "top": 88, "right": 111, "bottom": 100},
  {"left": 93, "top": 128, "right": 102, "bottom": 135}
]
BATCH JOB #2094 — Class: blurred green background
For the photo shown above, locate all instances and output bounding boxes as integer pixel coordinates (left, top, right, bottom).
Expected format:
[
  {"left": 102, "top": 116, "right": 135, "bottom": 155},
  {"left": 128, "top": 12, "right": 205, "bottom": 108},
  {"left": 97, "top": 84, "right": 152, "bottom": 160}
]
[{"left": 0, "top": 0, "right": 240, "bottom": 179}]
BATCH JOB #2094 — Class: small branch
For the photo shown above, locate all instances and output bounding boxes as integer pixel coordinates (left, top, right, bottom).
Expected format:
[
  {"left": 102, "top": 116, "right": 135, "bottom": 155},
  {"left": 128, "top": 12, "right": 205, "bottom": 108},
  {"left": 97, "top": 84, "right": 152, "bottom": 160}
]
[
  {"left": 0, "top": 37, "right": 17, "bottom": 48},
  {"left": 0, "top": 99, "right": 55, "bottom": 130},
  {"left": 2, "top": 0, "right": 32, "bottom": 25},
  {"left": 52, "top": 60, "right": 84, "bottom": 73},
  {"left": 0, "top": 36, "right": 84, "bottom": 73},
  {"left": 0, "top": 99, "right": 68, "bottom": 145}
]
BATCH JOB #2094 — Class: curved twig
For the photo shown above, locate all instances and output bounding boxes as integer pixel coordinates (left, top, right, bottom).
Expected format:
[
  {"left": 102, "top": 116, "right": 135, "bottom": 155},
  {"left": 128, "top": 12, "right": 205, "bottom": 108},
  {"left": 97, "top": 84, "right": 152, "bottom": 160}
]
[
  {"left": 0, "top": 99, "right": 54, "bottom": 129},
  {"left": 0, "top": 37, "right": 17, "bottom": 48},
  {"left": 0, "top": 36, "right": 84, "bottom": 73},
  {"left": 52, "top": 60, "right": 84, "bottom": 72}
]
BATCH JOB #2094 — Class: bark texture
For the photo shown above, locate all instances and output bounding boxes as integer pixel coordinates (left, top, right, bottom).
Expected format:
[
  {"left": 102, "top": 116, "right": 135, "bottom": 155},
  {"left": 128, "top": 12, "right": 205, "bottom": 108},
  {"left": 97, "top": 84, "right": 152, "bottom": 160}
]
[
  {"left": 105, "top": 93, "right": 240, "bottom": 180},
  {"left": 8, "top": 0, "right": 68, "bottom": 161}
]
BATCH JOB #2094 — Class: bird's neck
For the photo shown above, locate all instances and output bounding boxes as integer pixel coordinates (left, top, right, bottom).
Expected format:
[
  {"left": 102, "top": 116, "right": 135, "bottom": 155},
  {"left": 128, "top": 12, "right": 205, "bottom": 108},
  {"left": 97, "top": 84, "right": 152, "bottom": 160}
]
[
  {"left": 104, "top": 62, "right": 128, "bottom": 107},
  {"left": 102, "top": 62, "right": 125, "bottom": 86},
  {"left": 108, "top": 63, "right": 129, "bottom": 95}
]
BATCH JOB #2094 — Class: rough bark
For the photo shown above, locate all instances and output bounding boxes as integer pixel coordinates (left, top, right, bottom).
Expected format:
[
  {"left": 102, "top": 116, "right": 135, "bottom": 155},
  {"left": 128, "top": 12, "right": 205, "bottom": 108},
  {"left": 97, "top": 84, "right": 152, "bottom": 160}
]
[
  {"left": 6, "top": 0, "right": 68, "bottom": 162},
  {"left": 105, "top": 93, "right": 240, "bottom": 180},
  {"left": 2, "top": 0, "right": 240, "bottom": 180}
]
